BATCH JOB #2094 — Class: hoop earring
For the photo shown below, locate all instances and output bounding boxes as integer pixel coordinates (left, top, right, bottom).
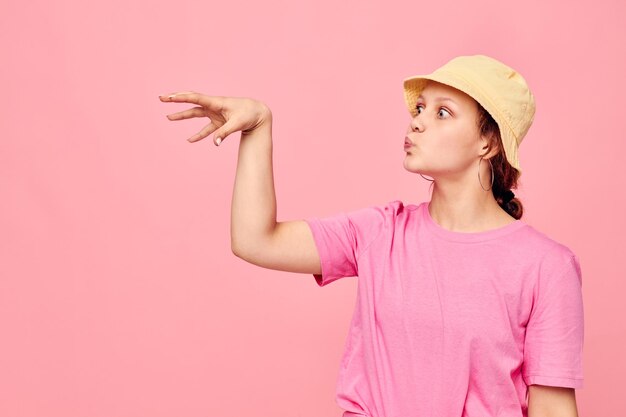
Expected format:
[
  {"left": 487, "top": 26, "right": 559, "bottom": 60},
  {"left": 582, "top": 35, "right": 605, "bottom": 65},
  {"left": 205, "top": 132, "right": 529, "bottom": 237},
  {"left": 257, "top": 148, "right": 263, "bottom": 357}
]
[
  {"left": 420, "top": 173, "right": 434, "bottom": 182},
  {"left": 478, "top": 156, "right": 494, "bottom": 191}
]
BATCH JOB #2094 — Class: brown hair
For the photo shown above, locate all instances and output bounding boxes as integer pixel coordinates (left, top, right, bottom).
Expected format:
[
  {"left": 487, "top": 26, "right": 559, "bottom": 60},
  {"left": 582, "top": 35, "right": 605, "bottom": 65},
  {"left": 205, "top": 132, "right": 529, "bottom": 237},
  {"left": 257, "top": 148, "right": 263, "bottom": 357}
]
[{"left": 476, "top": 103, "right": 524, "bottom": 220}]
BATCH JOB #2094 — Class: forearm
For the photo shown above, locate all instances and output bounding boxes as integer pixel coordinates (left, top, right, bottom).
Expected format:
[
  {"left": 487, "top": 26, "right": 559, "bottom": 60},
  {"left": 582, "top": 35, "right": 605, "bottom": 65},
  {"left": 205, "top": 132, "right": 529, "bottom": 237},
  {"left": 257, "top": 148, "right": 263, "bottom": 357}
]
[{"left": 230, "top": 113, "right": 276, "bottom": 255}]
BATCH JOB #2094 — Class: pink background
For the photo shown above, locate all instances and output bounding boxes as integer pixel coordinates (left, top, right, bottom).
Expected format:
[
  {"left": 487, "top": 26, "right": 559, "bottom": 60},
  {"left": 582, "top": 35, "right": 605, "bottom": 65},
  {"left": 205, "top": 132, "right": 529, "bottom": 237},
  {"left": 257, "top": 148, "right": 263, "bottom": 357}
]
[{"left": 1, "top": 0, "right": 624, "bottom": 416}]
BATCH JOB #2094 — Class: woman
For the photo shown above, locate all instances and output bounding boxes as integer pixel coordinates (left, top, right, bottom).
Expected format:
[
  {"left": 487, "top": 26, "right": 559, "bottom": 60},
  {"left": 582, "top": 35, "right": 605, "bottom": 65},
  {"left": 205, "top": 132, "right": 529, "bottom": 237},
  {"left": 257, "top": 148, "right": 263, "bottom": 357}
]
[{"left": 159, "top": 54, "right": 584, "bottom": 417}]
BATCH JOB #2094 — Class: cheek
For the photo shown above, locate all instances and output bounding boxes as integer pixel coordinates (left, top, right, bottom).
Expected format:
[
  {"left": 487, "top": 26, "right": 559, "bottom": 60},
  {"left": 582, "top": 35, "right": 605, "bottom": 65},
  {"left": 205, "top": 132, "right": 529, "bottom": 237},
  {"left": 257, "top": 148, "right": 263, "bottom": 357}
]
[{"left": 436, "top": 127, "right": 477, "bottom": 161}]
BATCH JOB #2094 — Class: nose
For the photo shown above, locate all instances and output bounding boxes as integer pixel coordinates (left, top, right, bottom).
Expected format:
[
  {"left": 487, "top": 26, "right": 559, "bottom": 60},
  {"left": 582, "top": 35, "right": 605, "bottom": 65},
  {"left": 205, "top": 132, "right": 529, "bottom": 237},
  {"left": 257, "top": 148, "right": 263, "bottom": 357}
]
[{"left": 411, "top": 116, "right": 423, "bottom": 133}]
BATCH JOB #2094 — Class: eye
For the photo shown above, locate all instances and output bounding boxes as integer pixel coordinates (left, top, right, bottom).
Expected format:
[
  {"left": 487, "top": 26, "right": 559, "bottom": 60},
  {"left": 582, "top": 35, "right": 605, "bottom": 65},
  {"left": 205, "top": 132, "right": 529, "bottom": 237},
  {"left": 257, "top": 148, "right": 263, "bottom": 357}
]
[
  {"left": 415, "top": 103, "right": 452, "bottom": 118},
  {"left": 438, "top": 107, "right": 451, "bottom": 118}
]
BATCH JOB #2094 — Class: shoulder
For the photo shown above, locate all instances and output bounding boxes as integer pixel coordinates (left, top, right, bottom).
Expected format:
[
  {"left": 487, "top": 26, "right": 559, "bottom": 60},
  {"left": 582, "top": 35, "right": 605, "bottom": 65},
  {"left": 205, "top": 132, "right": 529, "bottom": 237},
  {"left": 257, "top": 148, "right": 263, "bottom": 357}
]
[
  {"left": 376, "top": 198, "right": 421, "bottom": 218},
  {"left": 514, "top": 222, "right": 577, "bottom": 259},
  {"left": 338, "top": 199, "right": 420, "bottom": 243},
  {"left": 355, "top": 199, "right": 424, "bottom": 228},
  {"left": 517, "top": 225, "right": 582, "bottom": 287},
  {"left": 343, "top": 199, "right": 415, "bottom": 223}
]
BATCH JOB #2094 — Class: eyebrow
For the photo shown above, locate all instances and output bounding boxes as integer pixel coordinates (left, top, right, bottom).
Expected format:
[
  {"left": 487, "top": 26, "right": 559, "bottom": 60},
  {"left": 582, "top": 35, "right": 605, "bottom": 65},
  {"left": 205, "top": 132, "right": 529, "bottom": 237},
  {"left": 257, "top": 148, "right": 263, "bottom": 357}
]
[{"left": 417, "top": 94, "right": 457, "bottom": 104}]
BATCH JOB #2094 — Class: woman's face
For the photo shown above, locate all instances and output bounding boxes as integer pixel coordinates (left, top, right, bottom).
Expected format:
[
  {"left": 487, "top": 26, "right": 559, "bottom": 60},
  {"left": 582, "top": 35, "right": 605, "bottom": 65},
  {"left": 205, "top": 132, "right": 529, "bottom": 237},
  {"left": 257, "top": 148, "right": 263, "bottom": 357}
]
[{"left": 404, "top": 80, "right": 487, "bottom": 179}]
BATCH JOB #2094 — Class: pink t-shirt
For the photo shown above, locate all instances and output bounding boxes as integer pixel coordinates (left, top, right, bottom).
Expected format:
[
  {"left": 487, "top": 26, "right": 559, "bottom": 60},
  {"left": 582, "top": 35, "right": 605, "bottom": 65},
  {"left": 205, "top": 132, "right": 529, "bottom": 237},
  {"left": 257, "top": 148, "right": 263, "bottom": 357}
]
[{"left": 304, "top": 200, "right": 584, "bottom": 417}]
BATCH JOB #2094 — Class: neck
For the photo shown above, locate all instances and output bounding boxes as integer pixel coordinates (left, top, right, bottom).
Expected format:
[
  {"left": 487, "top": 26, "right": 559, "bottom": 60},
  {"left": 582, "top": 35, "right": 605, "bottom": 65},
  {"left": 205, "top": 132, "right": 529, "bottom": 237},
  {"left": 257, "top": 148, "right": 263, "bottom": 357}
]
[{"left": 427, "top": 182, "right": 514, "bottom": 233}]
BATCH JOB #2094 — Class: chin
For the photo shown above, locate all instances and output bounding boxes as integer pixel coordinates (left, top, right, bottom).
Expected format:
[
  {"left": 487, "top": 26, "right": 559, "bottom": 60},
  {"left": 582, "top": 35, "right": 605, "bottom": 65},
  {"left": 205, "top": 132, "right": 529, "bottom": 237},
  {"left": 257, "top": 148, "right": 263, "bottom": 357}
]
[{"left": 403, "top": 159, "right": 421, "bottom": 173}]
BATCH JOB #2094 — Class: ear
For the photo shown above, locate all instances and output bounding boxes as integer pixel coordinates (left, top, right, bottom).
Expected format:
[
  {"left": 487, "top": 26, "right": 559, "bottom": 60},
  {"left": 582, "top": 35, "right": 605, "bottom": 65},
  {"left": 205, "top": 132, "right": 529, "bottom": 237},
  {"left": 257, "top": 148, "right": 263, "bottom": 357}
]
[{"left": 479, "top": 130, "right": 500, "bottom": 160}]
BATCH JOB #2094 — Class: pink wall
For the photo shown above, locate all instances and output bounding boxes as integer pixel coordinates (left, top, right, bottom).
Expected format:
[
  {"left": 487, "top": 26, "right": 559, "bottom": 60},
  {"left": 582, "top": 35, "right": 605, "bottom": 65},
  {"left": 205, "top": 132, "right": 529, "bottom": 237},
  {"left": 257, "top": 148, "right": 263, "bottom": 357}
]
[{"left": 1, "top": 0, "right": 624, "bottom": 416}]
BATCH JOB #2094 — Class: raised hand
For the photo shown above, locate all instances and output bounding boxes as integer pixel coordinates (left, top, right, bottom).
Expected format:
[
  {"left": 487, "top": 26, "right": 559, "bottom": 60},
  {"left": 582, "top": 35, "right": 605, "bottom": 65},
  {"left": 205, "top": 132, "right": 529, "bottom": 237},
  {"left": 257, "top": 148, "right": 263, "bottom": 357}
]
[{"left": 159, "top": 91, "right": 272, "bottom": 145}]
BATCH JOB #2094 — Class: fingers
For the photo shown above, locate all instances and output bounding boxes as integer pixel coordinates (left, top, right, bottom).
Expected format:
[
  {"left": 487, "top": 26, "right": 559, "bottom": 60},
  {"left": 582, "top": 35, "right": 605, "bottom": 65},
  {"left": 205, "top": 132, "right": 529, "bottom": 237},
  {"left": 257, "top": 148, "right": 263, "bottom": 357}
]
[
  {"left": 159, "top": 91, "right": 224, "bottom": 113},
  {"left": 159, "top": 91, "right": 234, "bottom": 146},
  {"left": 166, "top": 106, "right": 206, "bottom": 121},
  {"left": 188, "top": 121, "right": 218, "bottom": 144},
  {"left": 209, "top": 117, "right": 240, "bottom": 146},
  {"left": 159, "top": 91, "right": 196, "bottom": 102}
]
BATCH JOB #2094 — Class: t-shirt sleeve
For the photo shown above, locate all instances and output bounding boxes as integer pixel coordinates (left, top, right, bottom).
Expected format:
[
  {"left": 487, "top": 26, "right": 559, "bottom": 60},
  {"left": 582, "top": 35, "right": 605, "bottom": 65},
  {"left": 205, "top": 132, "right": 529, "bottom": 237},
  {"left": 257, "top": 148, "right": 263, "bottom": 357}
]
[
  {"left": 303, "top": 201, "right": 393, "bottom": 287},
  {"left": 522, "top": 251, "right": 585, "bottom": 389}
]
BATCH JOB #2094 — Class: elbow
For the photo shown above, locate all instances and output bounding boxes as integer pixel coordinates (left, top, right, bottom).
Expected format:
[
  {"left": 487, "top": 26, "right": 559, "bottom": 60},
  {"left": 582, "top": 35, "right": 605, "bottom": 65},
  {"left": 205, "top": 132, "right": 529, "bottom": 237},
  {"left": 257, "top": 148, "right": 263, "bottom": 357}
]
[
  {"left": 231, "top": 241, "right": 255, "bottom": 262},
  {"left": 231, "top": 241, "right": 244, "bottom": 259},
  {"left": 231, "top": 232, "right": 274, "bottom": 263}
]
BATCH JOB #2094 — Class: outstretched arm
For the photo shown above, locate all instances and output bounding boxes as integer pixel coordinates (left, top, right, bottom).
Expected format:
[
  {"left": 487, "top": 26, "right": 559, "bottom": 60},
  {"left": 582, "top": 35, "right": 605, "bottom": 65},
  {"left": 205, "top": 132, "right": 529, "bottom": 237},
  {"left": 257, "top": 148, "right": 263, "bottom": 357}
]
[
  {"left": 230, "top": 114, "right": 321, "bottom": 276},
  {"left": 159, "top": 92, "right": 322, "bottom": 276}
]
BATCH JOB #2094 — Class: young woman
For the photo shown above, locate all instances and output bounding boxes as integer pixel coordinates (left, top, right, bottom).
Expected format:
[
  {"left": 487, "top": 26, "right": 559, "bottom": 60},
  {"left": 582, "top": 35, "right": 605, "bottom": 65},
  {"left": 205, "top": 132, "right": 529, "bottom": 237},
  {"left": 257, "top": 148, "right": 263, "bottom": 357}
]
[{"left": 159, "top": 54, "right": 584, "bottom": 417}]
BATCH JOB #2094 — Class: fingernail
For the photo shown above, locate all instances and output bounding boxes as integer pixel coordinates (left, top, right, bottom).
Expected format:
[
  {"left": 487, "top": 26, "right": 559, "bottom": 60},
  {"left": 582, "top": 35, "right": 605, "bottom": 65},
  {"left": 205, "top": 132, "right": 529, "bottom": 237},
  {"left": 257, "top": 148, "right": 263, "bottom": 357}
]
[{"left": 216, "top": 137, "right": 222, "bottom": 146}]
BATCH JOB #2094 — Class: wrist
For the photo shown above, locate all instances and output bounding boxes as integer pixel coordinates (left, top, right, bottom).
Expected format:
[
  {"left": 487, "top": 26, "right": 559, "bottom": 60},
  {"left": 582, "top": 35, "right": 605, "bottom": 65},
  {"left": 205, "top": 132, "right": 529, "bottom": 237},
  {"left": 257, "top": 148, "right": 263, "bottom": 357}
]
[{"left": 243, "top": 109, "right": 272, "bottom": 136}]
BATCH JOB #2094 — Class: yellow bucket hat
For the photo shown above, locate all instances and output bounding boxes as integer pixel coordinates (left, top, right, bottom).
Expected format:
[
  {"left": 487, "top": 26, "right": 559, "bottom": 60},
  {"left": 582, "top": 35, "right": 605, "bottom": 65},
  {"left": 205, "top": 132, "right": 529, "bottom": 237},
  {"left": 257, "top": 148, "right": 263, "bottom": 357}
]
[{"left": 402, "top": 54, "right": 536, "bottom": 174}]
